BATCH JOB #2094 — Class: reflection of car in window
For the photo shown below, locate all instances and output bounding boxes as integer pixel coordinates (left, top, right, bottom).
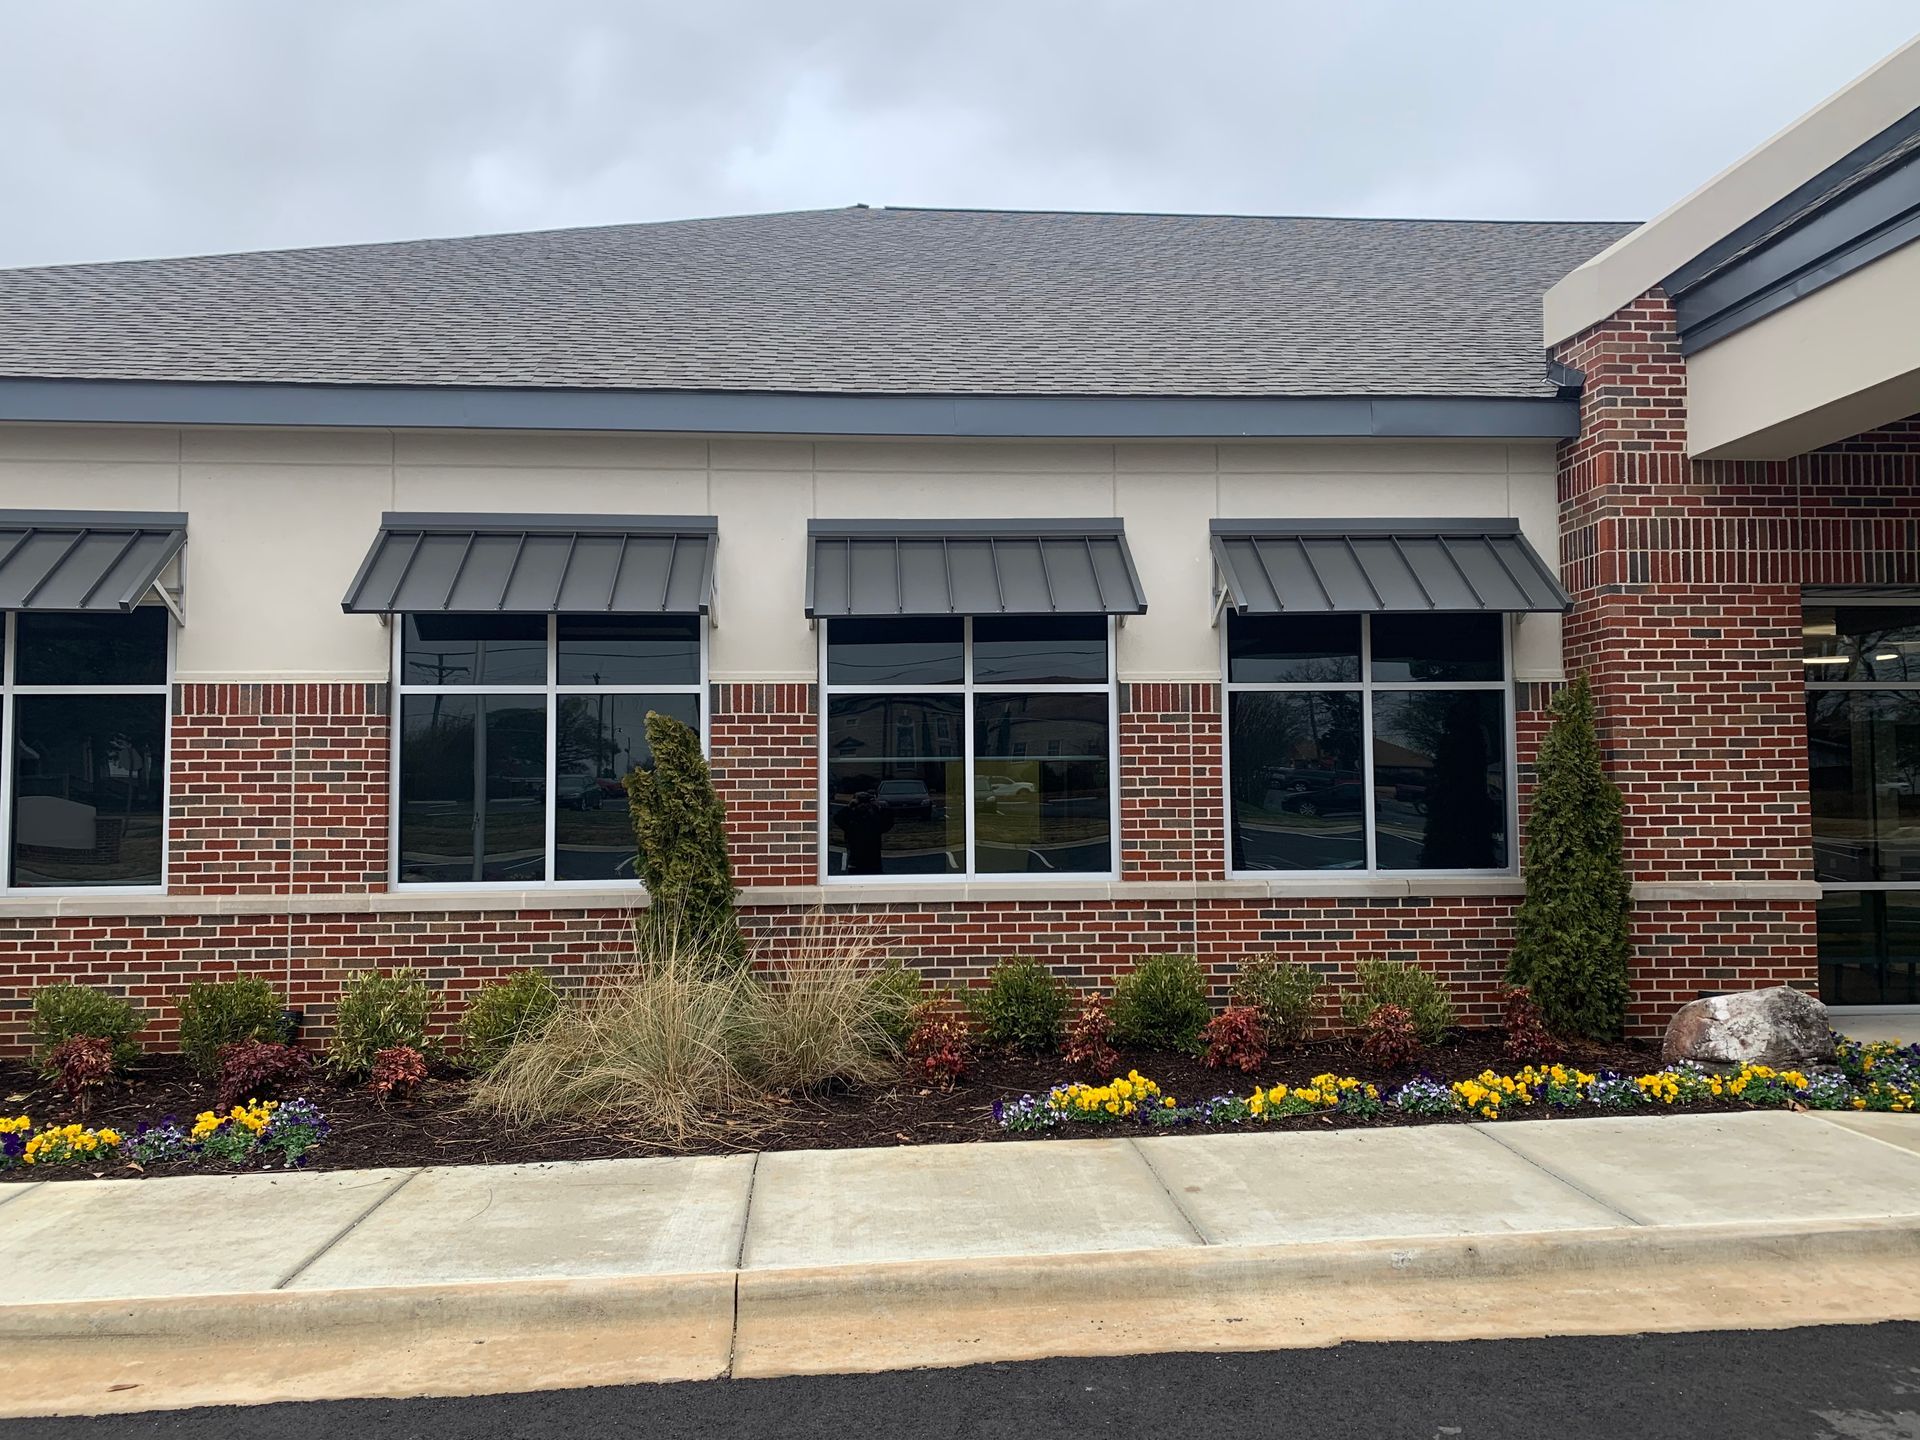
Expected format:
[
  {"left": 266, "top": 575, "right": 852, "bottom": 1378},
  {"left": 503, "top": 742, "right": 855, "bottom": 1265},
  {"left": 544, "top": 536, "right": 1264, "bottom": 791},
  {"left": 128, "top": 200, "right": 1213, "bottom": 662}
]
[
  {"left": 1277, "top": 782, "right": 1365, "bottom": 817},
  {"left": 875, "top": 778, "right": 933, "bottom": 818},
  {"left": 554, "top": 771, "right": 604, "bottom": 810}
]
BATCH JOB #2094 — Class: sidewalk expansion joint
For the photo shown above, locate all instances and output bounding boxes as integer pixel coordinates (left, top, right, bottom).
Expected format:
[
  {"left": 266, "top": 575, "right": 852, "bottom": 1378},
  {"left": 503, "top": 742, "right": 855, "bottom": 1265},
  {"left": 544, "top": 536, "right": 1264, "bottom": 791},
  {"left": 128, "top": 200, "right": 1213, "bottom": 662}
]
[
  {"left": 0, "top": 1184, "right": 40, "bottom": 1214},
  {"left": 270, "top": 1168, "right": 422, "bottom": 1291},
  {"left": 1126, "top": 1139, "right": 1212, "bottom": 1245},
  {"left": 725, "top": 1152, "right": 762, "bottom": 1379},
  {"left": 1801, "top": 1110, "right": 1920, "bottom": 1163},
  {"left": 1465, "top": 1126, "right": 1651, "bottom": 1228}
]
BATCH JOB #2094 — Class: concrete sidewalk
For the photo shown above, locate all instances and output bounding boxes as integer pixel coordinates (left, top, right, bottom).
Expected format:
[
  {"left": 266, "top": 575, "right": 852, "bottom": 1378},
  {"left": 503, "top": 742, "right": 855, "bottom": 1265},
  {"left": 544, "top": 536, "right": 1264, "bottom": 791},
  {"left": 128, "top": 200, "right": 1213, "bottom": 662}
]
[{"left": 4, "top": 1110, "right": 1920, "bottom": 1416}]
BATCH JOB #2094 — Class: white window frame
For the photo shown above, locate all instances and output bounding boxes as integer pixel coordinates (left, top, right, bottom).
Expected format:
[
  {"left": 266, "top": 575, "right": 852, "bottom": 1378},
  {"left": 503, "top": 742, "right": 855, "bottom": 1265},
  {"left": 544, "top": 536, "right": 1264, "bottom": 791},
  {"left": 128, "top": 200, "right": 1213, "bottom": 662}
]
[
  {"left": 1220, "top": 611, "right": 1518, "bottom": 879},
  {"left": 817, "top": 615, "right": 1121, "bottom": 884},
  {"left": 389, "top": 612, "right": 708, "bottom": 890},
  {"left": 0, "top": 607, "right": 175, "bottom": 896}
]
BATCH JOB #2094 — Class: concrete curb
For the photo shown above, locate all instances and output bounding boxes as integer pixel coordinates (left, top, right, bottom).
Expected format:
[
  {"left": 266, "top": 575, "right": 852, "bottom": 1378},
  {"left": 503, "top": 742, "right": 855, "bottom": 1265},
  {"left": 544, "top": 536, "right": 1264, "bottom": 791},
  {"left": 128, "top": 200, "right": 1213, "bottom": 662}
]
[{"left": 7, "top": 1214, "right": 1920, "bottom": 1416}]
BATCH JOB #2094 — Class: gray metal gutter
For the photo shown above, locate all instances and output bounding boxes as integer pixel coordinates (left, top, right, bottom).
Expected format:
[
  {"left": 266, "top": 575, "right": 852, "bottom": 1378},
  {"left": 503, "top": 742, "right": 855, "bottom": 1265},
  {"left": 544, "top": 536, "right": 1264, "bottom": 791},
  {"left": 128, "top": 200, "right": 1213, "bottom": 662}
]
[{"left": 0, "top": 379, "right": 1579, "bottom": 440}]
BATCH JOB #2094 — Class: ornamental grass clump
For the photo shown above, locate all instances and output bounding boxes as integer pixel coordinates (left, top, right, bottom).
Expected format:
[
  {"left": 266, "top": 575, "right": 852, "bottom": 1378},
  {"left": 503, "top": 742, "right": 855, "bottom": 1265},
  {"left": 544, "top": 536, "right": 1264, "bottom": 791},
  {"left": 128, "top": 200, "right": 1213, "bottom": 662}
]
[
  {"left": 29, "top": 983, "right": 143, "bottom": 1073},
  {"left": 1339, "top": 959, "right": 1456, "bottom": 1045},
  {"left": 745, "top": 921, "right": 905, "bottom": 1093},
  {"left": 327, "top": 969, "right": 436, "bottom": 1080},
  {"left": 177, "top": 977, "right": 288, "bottom": 1077},
  {"left": 1228, "top": 956, "right": 1324, "bottom": 1048},
  {"left": 1110, "top": 954, "right": 1212, "bottom": 1055},
  {"left": 971, "top": 958, "right": 1070, "bottom": 1054},
  {"left": 457, "top": 969, "right": 561, "bottom": 1075}
]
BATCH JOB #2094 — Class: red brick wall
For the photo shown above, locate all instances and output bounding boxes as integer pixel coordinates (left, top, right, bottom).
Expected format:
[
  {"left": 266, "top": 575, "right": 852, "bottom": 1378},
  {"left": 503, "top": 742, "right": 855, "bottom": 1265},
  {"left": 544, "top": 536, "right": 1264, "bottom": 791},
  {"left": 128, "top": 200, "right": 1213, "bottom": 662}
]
[
  {"left": 708, "top": 682, "right": 817, "bottom": 887},
  {"left": 1120, "top": 682, "right": 1222, "bottom": 880},
  {"left": 1553, "top": 288, "right": 1920, "bottom": 1020}
]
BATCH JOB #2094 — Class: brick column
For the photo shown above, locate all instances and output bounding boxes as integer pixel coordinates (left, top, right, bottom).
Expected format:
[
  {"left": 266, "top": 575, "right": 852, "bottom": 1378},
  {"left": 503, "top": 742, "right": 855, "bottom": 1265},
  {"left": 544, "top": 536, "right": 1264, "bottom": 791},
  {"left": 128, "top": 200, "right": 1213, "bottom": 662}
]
[
  {"left": 708, "top": 682, "right": 818, "bottom": 886},
  {"left": 1119, "top": 682, "right": 1222, "bottom": 882},
  {"left": 1554, "top": 293, "right": 1817, "bottom": 1030}
]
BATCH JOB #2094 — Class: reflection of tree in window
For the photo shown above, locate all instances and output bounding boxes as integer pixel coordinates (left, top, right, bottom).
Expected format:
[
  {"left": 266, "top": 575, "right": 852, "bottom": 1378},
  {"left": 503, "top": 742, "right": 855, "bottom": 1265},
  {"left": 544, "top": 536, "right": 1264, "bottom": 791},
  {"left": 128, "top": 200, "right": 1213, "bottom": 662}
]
[{"left": 1389, "top": 692, "right": 1503, "bottom": 870}]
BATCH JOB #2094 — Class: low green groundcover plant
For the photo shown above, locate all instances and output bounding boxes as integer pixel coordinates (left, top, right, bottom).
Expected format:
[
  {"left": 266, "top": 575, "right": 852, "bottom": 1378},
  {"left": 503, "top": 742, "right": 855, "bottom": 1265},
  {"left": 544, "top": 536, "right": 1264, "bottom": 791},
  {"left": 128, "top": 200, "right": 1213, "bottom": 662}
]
[
  {"left": 1110, "top": 954, "right": 1212, "bottom": 1055},
  {"left": 327, "top": 969, "right": 436, "bottom": 1080},
  {"left": 971, "top": 958, "right": 1070, "bottom": 1053},
  {"left": 177, "top": 977, "right": 288, "bottom": 1077},
  {"left": 1339, "top": 958, "right": 1456, "bottom": 1045},
  {"left": 458, "top": 970, "right": 561, "bottom": 1074},
  {"left": 29, "top": 984, "right": 143, "bottom": 1072}
]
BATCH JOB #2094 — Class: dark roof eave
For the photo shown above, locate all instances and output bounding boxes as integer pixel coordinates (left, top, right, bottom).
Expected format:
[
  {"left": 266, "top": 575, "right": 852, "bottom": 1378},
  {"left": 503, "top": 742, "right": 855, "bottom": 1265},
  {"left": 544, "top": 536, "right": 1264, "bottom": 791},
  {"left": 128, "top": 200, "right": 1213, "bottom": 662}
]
[{"left": 0, "top": 378, "right": 1579, "bottom": 441}]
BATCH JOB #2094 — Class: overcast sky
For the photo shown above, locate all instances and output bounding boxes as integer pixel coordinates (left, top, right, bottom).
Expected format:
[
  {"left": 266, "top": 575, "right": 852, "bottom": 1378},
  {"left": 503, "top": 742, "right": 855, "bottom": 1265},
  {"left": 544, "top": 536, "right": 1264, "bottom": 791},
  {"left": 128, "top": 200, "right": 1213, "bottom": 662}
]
[{"left": 3, "top": 2, "right": 1916, "bottom": 270}]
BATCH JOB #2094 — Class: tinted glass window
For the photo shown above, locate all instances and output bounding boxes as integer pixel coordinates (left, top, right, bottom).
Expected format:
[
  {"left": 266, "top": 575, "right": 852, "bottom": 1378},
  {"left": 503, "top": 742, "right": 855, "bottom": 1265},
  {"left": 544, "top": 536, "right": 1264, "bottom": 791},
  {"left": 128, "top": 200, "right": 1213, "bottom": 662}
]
[
  {"left": 555, "top": 693, "right": 699, "bottom": 881},
  {"left": 557, "top": 615, "right": 701, "bottom": 686},
  {"left": 397, "top": 694, "right": 549, "bottom": 882},
  {"left": 1807, "top": 690, "right": 1920, "bottom": 883},
  {"left": 1804, "top": 604, "right": 1920, "bottom": 682},
  {"left": 11, "top": 694, "right": 166, "bottom": 887},
  {"left": 1370, "top": 613, "right": 1504, "bottom": 683},
  {"left": 825, "top": 695, "right": 964, "bottom": 875},
  {"left": 1228, "top": 691, "right": 1364, "bottom": 871},
  {"left": 1372, "top": 690, "right": 1507, "bottom": 870},
  {"left": 1818, "top": 889, "right": 1920, "bottom": 1006},
  {"left": 15, "top": 609, "right": 168, "bottom": 687},
  {"left": 401, "top": 614, "right": 546, "bottom": 686},
  {"left": 826, "top": 618, "right": 964, "bottom": 686},
  {"left": 973, "top": 693, "right": 1111, "bottom": 874},
  {"left": 972, "top": 616, "right": 1108, "bottom": 684},
  {"left": 1227, "top": 614, "right": 1361, "bottom": 684}
]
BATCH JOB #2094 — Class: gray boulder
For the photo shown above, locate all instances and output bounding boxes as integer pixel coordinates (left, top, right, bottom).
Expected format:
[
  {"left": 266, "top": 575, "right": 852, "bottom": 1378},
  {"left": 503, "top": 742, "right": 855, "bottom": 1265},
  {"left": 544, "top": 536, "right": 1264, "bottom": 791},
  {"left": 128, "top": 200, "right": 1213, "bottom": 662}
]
[{"left": 1660, "top": 986, "right": 1835, "bottom": 1069}]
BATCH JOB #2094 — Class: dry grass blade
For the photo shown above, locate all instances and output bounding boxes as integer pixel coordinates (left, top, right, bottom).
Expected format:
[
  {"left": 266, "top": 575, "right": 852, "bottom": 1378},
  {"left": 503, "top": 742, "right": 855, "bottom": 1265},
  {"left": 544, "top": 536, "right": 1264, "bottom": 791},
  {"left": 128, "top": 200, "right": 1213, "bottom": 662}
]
[{"left": 746, "top": 914, "right": 903, "bottom": 1094}]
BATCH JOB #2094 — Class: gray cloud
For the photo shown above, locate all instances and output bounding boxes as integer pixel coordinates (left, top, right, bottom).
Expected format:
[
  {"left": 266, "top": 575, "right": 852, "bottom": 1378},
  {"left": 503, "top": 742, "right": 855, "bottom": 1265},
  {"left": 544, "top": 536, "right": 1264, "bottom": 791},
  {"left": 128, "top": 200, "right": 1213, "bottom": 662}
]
[{"left": 3, "top": 1, "right": 1915, "bottom": 268}]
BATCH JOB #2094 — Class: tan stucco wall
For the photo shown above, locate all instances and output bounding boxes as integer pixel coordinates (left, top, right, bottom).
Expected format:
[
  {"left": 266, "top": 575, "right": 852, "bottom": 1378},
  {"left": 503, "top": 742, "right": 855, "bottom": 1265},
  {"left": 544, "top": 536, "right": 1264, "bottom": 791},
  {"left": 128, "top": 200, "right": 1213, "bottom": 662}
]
[
  {"left": 0, "top": 426, "right": 1565, "bottom": 684},
  {"left": 1686, "top": 237, "right": 1920, "bottom": 458}
]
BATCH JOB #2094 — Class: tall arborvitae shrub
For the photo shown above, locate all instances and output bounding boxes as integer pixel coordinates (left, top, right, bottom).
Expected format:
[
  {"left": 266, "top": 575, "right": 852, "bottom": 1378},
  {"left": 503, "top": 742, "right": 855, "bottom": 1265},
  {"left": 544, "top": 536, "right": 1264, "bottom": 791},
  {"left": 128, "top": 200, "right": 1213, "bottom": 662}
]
[
  {"left": 1506, "top": 674, "right": 1631, "bottom": 1039},
  {"left": 625, "top": 711, "right": 745, "bottom": 968}
]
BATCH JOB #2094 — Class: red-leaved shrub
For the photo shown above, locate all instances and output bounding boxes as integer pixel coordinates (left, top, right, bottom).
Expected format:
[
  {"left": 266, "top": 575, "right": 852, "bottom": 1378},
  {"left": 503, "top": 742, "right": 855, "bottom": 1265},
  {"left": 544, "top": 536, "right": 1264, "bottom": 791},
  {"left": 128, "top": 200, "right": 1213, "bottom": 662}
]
[
  {"left": 906, "top": 1006, "right": 973, "bottom": 1084},
  {"left": 1501, "top": 986, "right": 1563, "bottom": 1062},
  {"left": 48, "top": 1036, "right": 114, "bottom": 1116},
  {"left": 1062, "top": 993, "right": 1118, "bottom": 1074},
  {"left": 215, "top": 1039, "right": 311, "bottom": 1110},
  {"left": 1202, "top": 1005, "right": 1268, "bottom": 1073},
  {"left": 1359, "top": 1004, "right": 1422, "bottom": 1069},
  {"left": 369, "top": 1044, "right": 429, "bottom": 1101}
]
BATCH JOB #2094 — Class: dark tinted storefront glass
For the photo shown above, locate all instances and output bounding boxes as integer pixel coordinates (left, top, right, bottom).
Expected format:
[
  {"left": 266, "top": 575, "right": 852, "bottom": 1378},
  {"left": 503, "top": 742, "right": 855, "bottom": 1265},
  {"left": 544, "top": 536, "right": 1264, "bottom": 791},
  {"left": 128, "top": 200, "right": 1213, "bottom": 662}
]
[
  {"left": 825, "top": 618, "right": 964, "bottom": 686},
  {"left": 11, "top": 694, "right": 166, "bottom": 887},
  {"left": 1226, "top": 614, "right": 1361, "bottom": 684},
  {"left": 1228, "top": 691, "right": 1364, "bottom": 871},
  {"left": 971, "top": 616, "right": 1108, "bottom": 684},
  {"left": 1806, "top": 690, "right": 1920, "bottom": 883},
  {"left": 1372, "top": 690, "right": 1507, "bottom": 870},
  {"left": 1370, "top": 613, "right": 1504, "bottom": 683},
  {"left": 398, "top": 694, "right": 548, "bottom": 882},
  {"left": 15, "top": 609, "right": 168, "bottom": 687},
  {"left": 555, "top": 692, "right": 699, "bottom": 881},
  {"left": 972, "top": 693, "right": 1111, "bottom": 873},
  {"left": 825, "top": 694, "right": 964, "bottom": 875},
  {"left": 1818, "top": 890, "right": 1920, "bottom": 1005},
  {"left": 556, "top": 615, "right": 700, "bottom": 686},
  {"left": 1803, "top": 604, "right": 1920, "bottom": 682},
  {"left": 402, "top": 614, "right": 547, "bottom": 686}
]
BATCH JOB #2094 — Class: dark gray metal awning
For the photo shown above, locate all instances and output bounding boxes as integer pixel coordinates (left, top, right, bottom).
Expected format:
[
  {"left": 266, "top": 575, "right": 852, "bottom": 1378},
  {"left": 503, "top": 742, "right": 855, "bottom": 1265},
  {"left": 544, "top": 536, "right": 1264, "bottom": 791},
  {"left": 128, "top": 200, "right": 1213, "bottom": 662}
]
[
  {"left": 806, "top": 519, "right": 1147, "bottom": 618},
  {"left": 342, "top": 513, "right": 717, "bottom": 615},
  {"left": 1211, "top": 518, "right": 1568, "bottom": 615},
  {"left": 0, "top": 510, "right": 187, "bottom": 613}
]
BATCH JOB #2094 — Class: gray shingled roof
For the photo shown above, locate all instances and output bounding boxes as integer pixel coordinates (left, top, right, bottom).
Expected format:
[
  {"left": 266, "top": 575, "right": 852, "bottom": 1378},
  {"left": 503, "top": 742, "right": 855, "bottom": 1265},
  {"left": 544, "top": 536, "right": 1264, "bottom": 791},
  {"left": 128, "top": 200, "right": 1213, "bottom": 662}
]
[{"left": 0, "top": 208, "right": 1633, "bottom": 399}]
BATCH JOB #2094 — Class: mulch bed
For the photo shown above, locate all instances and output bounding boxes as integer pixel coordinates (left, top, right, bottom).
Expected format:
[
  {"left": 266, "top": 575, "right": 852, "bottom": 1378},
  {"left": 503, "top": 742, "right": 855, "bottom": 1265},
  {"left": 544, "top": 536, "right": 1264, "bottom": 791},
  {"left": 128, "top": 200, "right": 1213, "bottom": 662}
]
[{"left": 0, "top": 1029, "right": 1737, "bottom": 1183}]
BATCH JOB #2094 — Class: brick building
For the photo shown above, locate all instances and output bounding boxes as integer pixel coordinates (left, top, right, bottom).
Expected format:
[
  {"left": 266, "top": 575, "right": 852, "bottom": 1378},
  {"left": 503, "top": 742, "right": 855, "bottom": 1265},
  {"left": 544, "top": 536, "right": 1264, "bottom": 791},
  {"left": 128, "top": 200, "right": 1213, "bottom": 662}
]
[{"left": 0, "top": 42, "right": 1917, "bottom": 1052}]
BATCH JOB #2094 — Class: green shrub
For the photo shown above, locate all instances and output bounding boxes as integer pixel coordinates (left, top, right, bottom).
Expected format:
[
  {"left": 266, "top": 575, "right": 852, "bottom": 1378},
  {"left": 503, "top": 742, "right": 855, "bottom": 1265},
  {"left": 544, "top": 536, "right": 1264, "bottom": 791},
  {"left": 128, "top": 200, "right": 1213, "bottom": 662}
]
[
  {"left": 970, "top": 958, "right": 1070, "bottom": 1053},
  {"left": 1339, "top": 959, "right": 1456, "bottom": 1045},
  {"left": 30, "top": 984, "right": 143, "bottom": 1071},
  {"left": 457, "top": 970, "right": 561, "bottom": 1074},
  {"left": 625, "top": 712, "right": 744, "bottom": 968},
  {"left": 1229, "top": 956, "right": 1324, "bottom": 1046},
  {"left": 868, "top": 962, "right": 926, "bottom": 1050},
  {"left": 1506, "top": 675, "right": 1632, "bottom": 1039},
  {"left": 327, "top": 969, "right": 436, "bottom": 1080},
  {"left": 1109, "top": 954, "right": 1212, "bottom": 1055},
  {"left": 177, "top": 977, "right": 287, "bottom": 1077}
]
